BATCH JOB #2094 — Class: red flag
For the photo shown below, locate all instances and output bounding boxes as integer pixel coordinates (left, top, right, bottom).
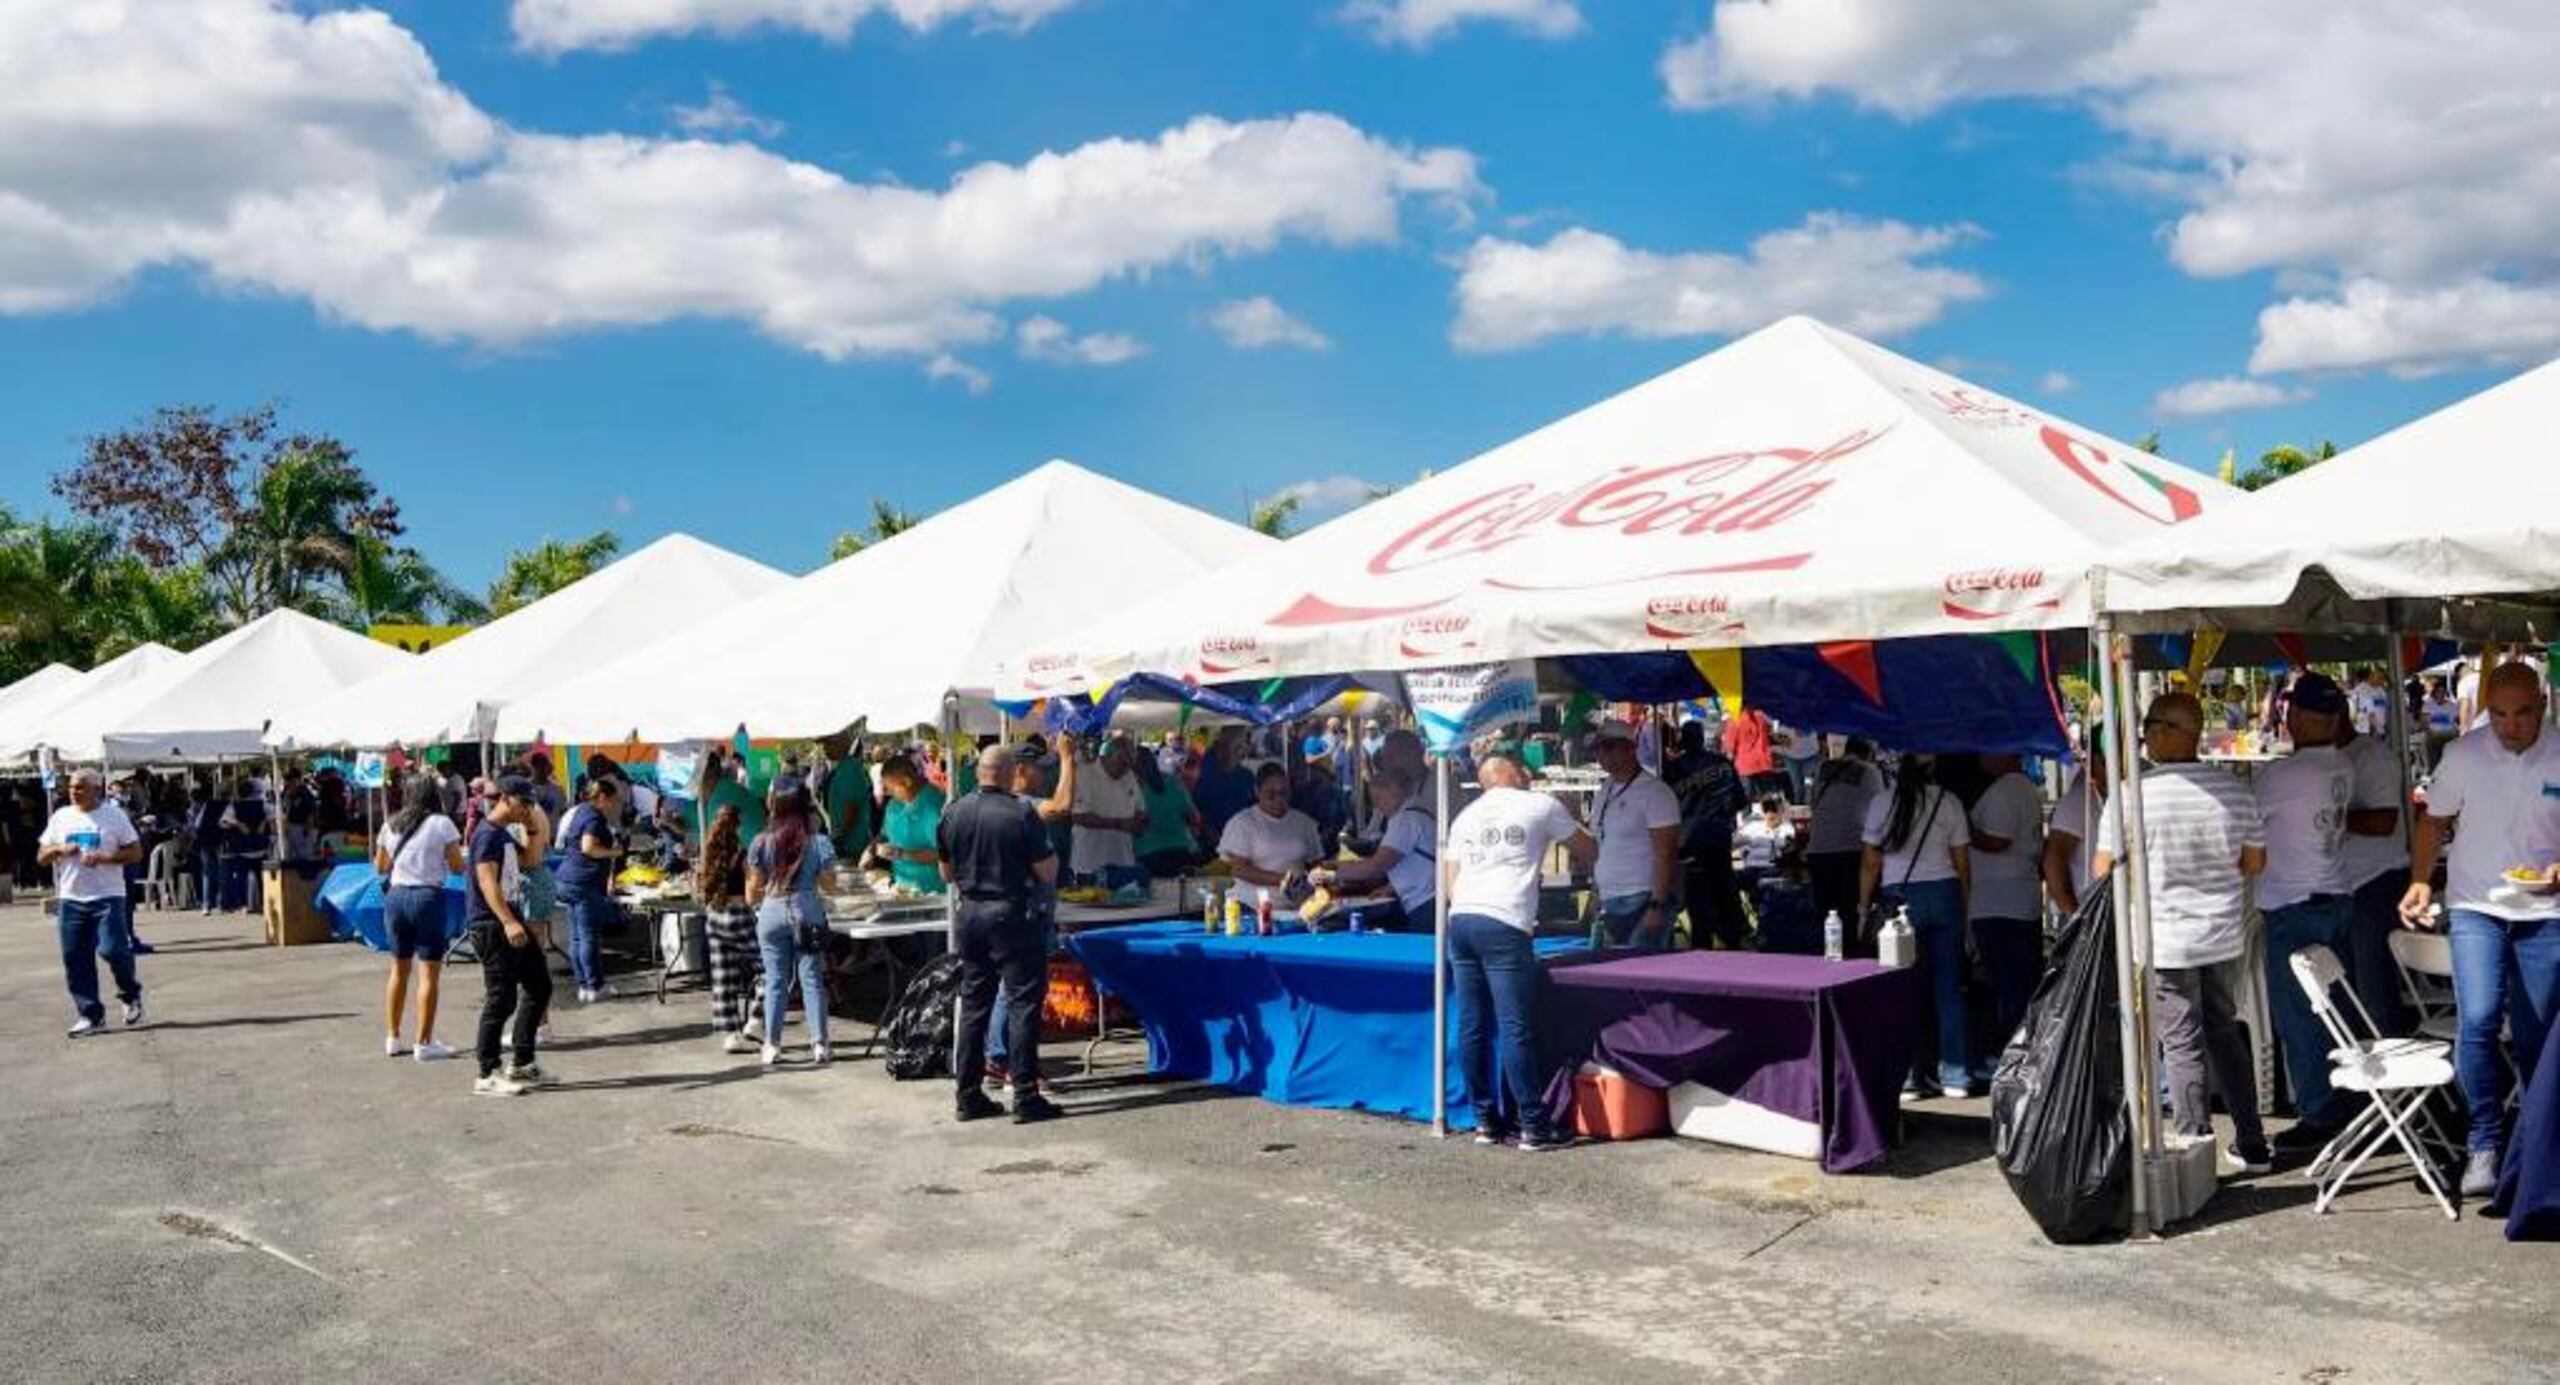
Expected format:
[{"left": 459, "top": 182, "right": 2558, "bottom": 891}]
[
  {"left": 2273, "top": 633, "right": 2311, "bottom": 668},
  {"left": 1816, "top": 640, "right": 1884, "bottom": 704}
]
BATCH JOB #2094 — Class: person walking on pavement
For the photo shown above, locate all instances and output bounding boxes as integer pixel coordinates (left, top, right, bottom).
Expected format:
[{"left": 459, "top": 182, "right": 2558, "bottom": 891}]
[
  {"left": 2401, "top": 661, "right": 2560, "bottom": 1198},
  {"left": 467, "top": 777, "right": 556, "bottom": 1096},
  {"left": 2251, "top": 672, "right": 2360, "bottom": 1161},
  {"left": 374, "top": 772, "right": 465, "bottom": 1062},
  {"left": 941, "top": 745, "right": 1063, "bottom": 1124},
  {"left": 39, "top": 769, "right": 146, "bottom": 1037},
  {"left": 745, "top": 786, "right": 837, "bottom": 1068}
]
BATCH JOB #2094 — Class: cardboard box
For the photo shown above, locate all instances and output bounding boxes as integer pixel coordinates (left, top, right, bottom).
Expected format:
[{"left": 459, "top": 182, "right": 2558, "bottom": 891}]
[{"left": 262, "top": 864, "right": 332, "bottom": 946}]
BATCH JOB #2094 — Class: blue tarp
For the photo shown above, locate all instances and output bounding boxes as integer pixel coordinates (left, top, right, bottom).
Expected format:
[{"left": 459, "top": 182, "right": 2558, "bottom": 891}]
[
  {"left": 1067, "top": 920, "right": 1586, "bottom": 1129},
  {"left": 315, "top": 862, "right": 467, "bottom": 953},
  {"left": 1559, "top": 634, "right": 2071, "bottom": 755},
  {"left": 1036, "top": 673, "right": 1358, "bottom": 738}
]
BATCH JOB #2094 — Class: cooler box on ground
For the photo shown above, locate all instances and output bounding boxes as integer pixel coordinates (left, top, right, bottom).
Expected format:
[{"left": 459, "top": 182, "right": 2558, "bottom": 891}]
[
  {"left": 1667, "top": 1080, "right": 1823, "bottom": 1161},
  {"left": 1569, "top": 1063, "right": 1669, "bottom": 1141}
]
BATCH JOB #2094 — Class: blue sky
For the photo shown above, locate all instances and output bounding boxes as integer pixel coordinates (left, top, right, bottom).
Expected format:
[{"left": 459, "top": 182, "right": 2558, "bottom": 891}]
[{"left": 3, "top": 1, "right": 2551, "bottom": 590}]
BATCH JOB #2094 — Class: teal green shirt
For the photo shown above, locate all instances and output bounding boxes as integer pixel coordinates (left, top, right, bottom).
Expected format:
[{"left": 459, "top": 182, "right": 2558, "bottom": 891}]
[
  {"left": 882, "top": 784, "right": 946, "bottom": 894},
  {"left": 825, "top": 757, "right": 874, "bottom": 852},
  {"left": 1135, "top": 776, "right": 1196, "bottom": 858},
  {"left": 706, "top": 776, "right": 766, "bottom": 850}
]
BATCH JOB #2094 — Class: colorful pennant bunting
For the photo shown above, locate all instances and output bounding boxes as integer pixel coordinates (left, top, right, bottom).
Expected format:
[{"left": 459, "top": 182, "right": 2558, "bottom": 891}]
[
  {"left": 1688, "top": 648, "right": 1744, "bottom": 717},
  {"left": 1816, "top": 640, "right": 1884, "bottom": 705}
]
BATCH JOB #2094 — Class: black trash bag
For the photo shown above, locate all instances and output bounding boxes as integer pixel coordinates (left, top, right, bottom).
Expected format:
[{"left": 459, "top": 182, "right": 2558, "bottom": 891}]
[
  {"left": 881, "top": 954, "right": 964, "bottom": 1082},
  {"left": 1989, "top": 890, "right": 2130, "bottom": 1244}
]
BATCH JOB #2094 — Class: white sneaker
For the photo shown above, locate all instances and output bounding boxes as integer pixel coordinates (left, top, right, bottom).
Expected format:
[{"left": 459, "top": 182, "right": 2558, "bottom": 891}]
[
  {"left": 721, "top": 1033, "right": 759, "bottom": 1055},
  {"left": 121, "top": 1000, "right": 146, "bottom": 1028},
  {"left": 384, "top": 1034, "right": 408, "bottom": 1058},
  {"left": 473, "top": 1073, "right": 529, "bottom": 1097},
  {"left": 575, "top": 987, "right": 596, "bottom": 1005},
  {"left": 760, "top": 1043, "right": 783, "bottom": 1067},
  {"left": 67, "top": 1016, "right": 103, "bottom": 1039},
  {"left": 412, "top": 1039, "right": 457, "bottom": 1063},
  {"left": 810, "top": 1042, "right": 832, "bottom": 1066}
]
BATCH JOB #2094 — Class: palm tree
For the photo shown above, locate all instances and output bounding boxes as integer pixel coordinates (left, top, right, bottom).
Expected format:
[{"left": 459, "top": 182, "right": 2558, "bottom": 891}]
[
  {"left": 488, "top": 531, "right": 621, "bottom": 615},
  {"left": 0, "top": 511, "right": 117, "bottom": 674},
  {"left": 1247, "top": 493, "right": 1301, "bottom": 538},
  {"left": 2237, "top": 440, "right": 2338, "bottom": 492},
  {"left": 829, "top": 498, "right": 922, "bottom": 562},
  {"left": 338, "top": 535, "right": 487, "bottom": 627},
  {"left": 205, "top": 444, "right": 375, "bottom": 619},
  {"left": 87, "top": 558, "right": 224, "bottom": 658}
]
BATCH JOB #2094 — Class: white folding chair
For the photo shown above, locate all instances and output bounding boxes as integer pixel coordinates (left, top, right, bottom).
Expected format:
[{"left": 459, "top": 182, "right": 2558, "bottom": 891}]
[
  {"left": 142, "top": 840, "right": 187, "bottom": 911},
  {"left": 2387, "top": 927, "right": 2458, "bottom": 1042},
  {"left": 2288, "top": 945, "right": 2461, "bottom": 1219}
]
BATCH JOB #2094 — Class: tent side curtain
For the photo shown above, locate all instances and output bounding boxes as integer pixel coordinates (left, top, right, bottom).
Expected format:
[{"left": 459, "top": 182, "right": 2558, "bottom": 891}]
[
  {"left": 1022, "top": 673, "right": 1359, "bottom": 738},
  {"left": 1559, "top": 633, "right": 2072, "bottom": 756}
]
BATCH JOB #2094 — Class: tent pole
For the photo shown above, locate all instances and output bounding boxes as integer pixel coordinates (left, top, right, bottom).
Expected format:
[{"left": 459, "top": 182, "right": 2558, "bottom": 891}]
[
  {"left": 2093, "top": 617, "right": 2156, "bottom": 1239},
  {"left": 267, "top": 747, "right": 287, "bottom": 858},
  {"left": 1432, "top": 751, "right": 1450, "bottom": 1139},
  {"left": 2382, "top": 638, "right": 2415, "bottom": 862},
  {"left": 942, "top": 693, "right": 965, "bottom": 1078}
]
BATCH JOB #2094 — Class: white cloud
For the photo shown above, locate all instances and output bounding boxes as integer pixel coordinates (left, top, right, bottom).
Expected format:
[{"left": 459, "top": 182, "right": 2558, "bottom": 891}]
[
  {"left": 1209, "top": 296, "right": 1331, "bottom": 351},
  {"left": 1259, "top": 475, "right": 1384, "bottom": 524},
  {"left": 2038, "top": 369, "right": 2076, "bottom": 394},
  {"left": 926, "top": 352, "right": 992, "bottom": 394},
  {"left": 1015, "top": 314, "right": 1144, "bottom": 366},
  {"left": 1451, "top": 214, "right": 1988, "bottom": 353},
  {"left": 1341, "top": 0, "right": 1583, "bottom": 48},
  {"left": 611, "top": 493, "right": 637, "bottom": 515},
  {"left": 670, "top": 82, "right": 782, "bottom": 139},
  {"left": 0, "top": 3, "right": 1479, "bottom": 365},
  {"left": 511, "top": 0, "right": 1079, "bottom": 54},
  {"left": 2151, "top": 375, "right": 2310, "bottom": 419},
  {"left": 1658, "top": 0, "right": 2560, "bottom": 377}
]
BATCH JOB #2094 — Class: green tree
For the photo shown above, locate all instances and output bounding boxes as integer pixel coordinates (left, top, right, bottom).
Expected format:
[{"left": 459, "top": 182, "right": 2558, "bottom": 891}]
[
  {"left": 829, "top": 498, "right": 921, "bottom": 562},
  {"left": 88, "top": 559, "right": 224, "bottom": 659},
  {"left": 2236, "top": 439, "right": 2338, "bottom": 492},
  {"left": 338, "top": 535, "right": 488, "bottom": 627},
  {"left": 2134, "top": 431, "right": 2163, "bottom": 455},
  {"left": 488, "top": 531, "right": 621, "bottom": 615},
  {"left": 0, "top": 509, "right": 117, "bottom": 679},
  {"left": 1247, "top": 493, "right": 1301, "bottom": 538},
  {"left": 206, "top": 443, "right": 377, "bottom": 618}
]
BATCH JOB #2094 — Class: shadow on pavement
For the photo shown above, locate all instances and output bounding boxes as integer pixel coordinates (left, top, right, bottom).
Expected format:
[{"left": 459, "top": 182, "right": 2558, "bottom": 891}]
[{"left": 145, "top": 1012, "right": 358, "bottom": 1031}]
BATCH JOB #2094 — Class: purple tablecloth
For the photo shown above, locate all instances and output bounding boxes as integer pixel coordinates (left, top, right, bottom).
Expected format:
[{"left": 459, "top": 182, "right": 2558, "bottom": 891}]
[{"left": 1540, "top": 951, "right": 1921, "bottom": 1172}]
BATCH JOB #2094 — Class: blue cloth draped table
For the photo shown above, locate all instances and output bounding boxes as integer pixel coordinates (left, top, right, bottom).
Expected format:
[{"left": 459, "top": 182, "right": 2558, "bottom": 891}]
[
  {"left": 313, "top": 862, "right": 467, "bottom": 953},
  {"left": 1065, "top": 920, "right": 1585, "bottom": 1130}
]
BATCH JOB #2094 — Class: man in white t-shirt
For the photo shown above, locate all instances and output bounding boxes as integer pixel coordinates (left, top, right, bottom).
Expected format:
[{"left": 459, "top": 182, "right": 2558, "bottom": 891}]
[
  {"left": 1587, "top": 719, "right": 1681, "bottom": 951},
  {"left": 1217, "top": 763, "right": 1325, "bottom": 889},
  {"left": 2334, "top": 701, "right": 2412, "bottom": 1031},
  {"left": 2251, "top": 672, "right": 2358, "bottom": 1155},
  {"left": 1443, "top": 756, "right": 1596, "bottom": 1150},
  {"left": 2400, "top": 661, "right": 2560, "bottom": 1197},
  {"left": 2094, "top": 692, "right": 2270, "bottom": 1173},
  {"left": 2042, "top": 741, "right": 2106, "bottom": 920},
  {"left": 1967, "top": 753, "right": 2047, "bottom": 1044},
  {"left": 37, "top": 769, "right": 147, "bottom": 1037},
  {"left": 1068, "top": 736, "right": 1146, "bottom": 883}
]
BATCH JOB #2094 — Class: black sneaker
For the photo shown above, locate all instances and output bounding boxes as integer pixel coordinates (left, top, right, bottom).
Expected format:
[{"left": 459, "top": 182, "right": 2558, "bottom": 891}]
[
  {"left": 1012, "top": 1093, "right": 1064, "bottom": 1124},
  {"left": 2272, "top": 1119, "right": 2346, "bottom": 1156},
  {"left": 955, "top": 1090, "right": 1004, "bottom": 1122},
  {"left": 1515, "top": 1130, "right": 1570, "bottom": 1153}
]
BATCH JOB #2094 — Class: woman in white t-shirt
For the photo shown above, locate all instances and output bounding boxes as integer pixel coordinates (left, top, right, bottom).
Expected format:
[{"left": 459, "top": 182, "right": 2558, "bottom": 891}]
[
  {"left": 1858, "top": 755, "right": 1977, "bottom": 1097},
  {"left": 1310, "top": 766, "right": 1434, "bottom": 931},
  {"left": 374, "top": 773, "right": 466, "bottom": 1062},
  {"left": 1441, "top": 757, "right": 1597, "bottom": 1151}
]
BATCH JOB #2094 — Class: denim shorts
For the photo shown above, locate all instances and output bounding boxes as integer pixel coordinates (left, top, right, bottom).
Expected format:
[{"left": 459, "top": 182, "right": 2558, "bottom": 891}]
[{"left": 385, "top": 884, "right": 451, "bottom": 962}]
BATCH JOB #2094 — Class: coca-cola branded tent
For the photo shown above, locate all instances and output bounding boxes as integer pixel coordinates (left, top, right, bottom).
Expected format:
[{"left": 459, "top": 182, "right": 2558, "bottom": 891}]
[{"left": 1009, "top": 315, "right": 2238, "bottom": 707}]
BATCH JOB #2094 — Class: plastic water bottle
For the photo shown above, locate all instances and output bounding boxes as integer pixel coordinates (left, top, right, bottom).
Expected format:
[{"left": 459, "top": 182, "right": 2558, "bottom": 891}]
[
  {"left": 1347, "top": 908, "right": 1366, "bottom": 935},
  {"left": 1823, "top": 910, "right": 1844, "bottom": 962}
]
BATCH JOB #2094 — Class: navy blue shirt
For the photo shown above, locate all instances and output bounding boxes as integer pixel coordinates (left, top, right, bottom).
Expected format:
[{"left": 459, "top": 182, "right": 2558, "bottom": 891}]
[
  {"left": 464, "top": 822, "right": 515, "bottom": 925},
  {"left": 553, "top": 802, "right": 618, "bottom": 890},
  {"left": 936, "top": 788, "right": 1053, "bottom": 900}
]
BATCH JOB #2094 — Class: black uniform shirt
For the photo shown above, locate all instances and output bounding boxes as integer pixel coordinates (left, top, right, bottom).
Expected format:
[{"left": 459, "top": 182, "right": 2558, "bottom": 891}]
[{"left": 937, "top": 788, "right": 1054, "bottom": 899}]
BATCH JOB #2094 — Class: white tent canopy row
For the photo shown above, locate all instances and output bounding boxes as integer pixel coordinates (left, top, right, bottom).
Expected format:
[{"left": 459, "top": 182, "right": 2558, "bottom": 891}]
[
  {"left": 1003, "top": 316, "right": 2244, "bottom": 698},
  {"left": 497, "top": 459, "right": 1271, "bottom": 745},
  {"left": 2097, "top": 354, "right": 2560, "bottom": 641},
  {"left": 268, "top": 532, "right": 791, "bottom": 751},
  {"left": 3, "top": 611, "right": 407, "bottom": 764},
  {"left": 0, "top": 663, "right": 80, "bottom": 724},
  {"left": 0, "top": 643, "right": 183, "bottom": 767}
]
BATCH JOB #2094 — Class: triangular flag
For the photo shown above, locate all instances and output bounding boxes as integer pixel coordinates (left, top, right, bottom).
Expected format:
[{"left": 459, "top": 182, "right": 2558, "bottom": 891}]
[
  {"left": 2217, "top": 447, "right": 2237, "bottom": 485},
  {"left": 2399, "top": 636, "right": 2425, "bottom": 678},
  {"left": 1562, "top": 689, "right": 1600, "bottom": 731},
  {"left": 2272, "top": 634, "right": 2310, "bottom": 669},
  {"left": 1688, "top": 648, "right": 1743, "bottom": 717},
  {"left": 2186, "top": 630, "right": 2226, "bottom": 686},
  {"left": 1816, "top": 640, "right": 1883, "bottom": 705},
  {"left": 1989, "top": 632, "right": 2041, "bottom": 685},
  {"left": 1257, "top": 677, "right": 1285, "bottom": 704}
]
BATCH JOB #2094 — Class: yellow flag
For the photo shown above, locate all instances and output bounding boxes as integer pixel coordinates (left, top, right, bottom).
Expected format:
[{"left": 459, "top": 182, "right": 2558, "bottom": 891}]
[
  {"left": 1689, "top": 648, "right": 1744, "bottom": 718},
  {"left": 2217, "top": 447, "right": 2236, "bottom": 485},
  {"left": 2186, "top": 630, "right": 2225, "bottom": 686}
]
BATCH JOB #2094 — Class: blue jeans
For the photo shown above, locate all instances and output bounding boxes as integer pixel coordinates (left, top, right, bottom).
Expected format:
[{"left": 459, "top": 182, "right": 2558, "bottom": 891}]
[
  {"left": 197, "top": 848, "right": 223, "bottom": 914},
  {"left": 2347, "top": 871, "right": 2411, "bottom": 1035},
  {"left": 1970, "top": 915, "right": 2043, "bottom": 1051},
  {"left": 564, "top": 883, "right": 612, "bottom": 991},
  {"left": 1885, "top": 879, "right": 1972, "bottom": 1090},
  {"left": 1599, "top": 892, "right": 1667, "bottom": 951},
  {"left": 2449, "top": 910, "right": 2560, "bottom": 1152},
  {"left": 58, "top": 897, "right": 141, "bottom": 1023},
  {"left": 2263, "top": 895, "right": 2354, "bottom": 1127},
  {"left": 756, "top": 905, "right": 829, "bottom": 1048},
  {"left": 1448, "top": 913, "right": 1552, "bottom": 1139}
]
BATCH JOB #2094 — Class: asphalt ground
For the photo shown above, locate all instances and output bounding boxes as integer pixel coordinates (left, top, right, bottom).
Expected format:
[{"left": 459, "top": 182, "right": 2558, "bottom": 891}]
[{"left": 3, "top": 899, "right": 2553, "bottom": 1384}]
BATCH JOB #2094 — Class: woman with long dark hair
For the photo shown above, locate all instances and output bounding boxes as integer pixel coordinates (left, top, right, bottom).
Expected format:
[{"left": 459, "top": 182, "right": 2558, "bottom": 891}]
[
  {"left": 1856, "top": 753, "right": 1977, "bottom": 1097},
  {"left": 374, "top": 772, "right": 465, "bottom": 1061},
  {"left": 745, "top": 785, "right": 836, "bottom": 1066},
  {"left": 696, "top": 804, "right": 760, "bottom": 1054}
]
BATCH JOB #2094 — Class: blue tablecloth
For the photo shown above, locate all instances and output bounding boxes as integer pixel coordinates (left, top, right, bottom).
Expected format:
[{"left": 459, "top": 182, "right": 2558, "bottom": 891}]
[
  {"left": 314, "top": 863, "right": 467, "bottom": 953},
  {"left": 1066, "top": 921, "right": 1586, "bottom": 1129}
]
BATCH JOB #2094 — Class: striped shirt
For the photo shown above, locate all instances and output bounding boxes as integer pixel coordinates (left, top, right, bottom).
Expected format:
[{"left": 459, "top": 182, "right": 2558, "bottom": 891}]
[{"left": 2096, "top": 761, "right": 2264, "bottom": 968}]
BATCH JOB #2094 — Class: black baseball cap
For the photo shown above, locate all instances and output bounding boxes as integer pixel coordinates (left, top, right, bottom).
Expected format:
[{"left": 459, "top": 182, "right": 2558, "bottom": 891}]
[
  {"left": 2289, "top": 671, "right": 2348, "bottom": 716},
  {"left": 494, "top": 774, "right": 538, "bottom": 801}
]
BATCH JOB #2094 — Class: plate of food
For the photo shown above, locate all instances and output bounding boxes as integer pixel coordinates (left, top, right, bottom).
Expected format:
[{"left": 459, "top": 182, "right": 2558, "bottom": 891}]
[{"left": 2501, "top": 866, "right": 2556, "bottom": 895}]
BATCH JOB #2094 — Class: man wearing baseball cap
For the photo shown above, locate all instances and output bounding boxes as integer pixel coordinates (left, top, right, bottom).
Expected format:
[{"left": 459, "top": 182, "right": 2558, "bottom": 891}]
[
  {"left": 466, "top": 775, "right": 556, "bottom": 1096},
  {"left": 1588, "top": 718, "right": 1682, "bottom": 950},
  {"left": 2253, "top": 670, "right": 2358, "bottom": 1159}
]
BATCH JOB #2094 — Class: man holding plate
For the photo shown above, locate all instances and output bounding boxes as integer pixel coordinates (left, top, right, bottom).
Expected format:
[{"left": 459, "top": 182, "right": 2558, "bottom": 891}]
[{"left": 2402, "top": 661, "right": 2560, "bottom": 1198}]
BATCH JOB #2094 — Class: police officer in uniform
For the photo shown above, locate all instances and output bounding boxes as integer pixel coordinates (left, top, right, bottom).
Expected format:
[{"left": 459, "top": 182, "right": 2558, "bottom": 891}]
[{"left": 938, "top": 744, "right": 1063, "bottom": 1123}]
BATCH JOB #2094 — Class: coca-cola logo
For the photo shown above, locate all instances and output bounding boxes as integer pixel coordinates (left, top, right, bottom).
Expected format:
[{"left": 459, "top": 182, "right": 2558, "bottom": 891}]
[
  {"left": 1927, "top": 387, "right": 2039, "bottom": 431},
  {"left": 1197, "top": 635, "right": 1270, "bottom": 677},
  {"left": 1018, "top": 653, "right": 1079, "bottom": 692},
  {"left": 1643, "top": 592, "right": 1747, "bottom": 642},
  {"left": 2041, "top": 425, "right": 2203, "bottom": 526},
  {"left": 1395, "top": 612, "right": 1479, "bottom": 661},
  {"left": 1941, "top": 568, "right": 2061, "bottom": 621}
]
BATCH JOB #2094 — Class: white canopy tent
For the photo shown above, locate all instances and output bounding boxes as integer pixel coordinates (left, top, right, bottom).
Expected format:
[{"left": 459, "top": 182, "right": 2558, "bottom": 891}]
[
  {"left": 17, "top": 610, "right": 410, "bottom": 763},
  {"left": 0, "top": 664, "right": 79, "bottom": 722},
  {"left": 1007, "top": 315, "right": 2242, "bottom": 695},
  {"left": 268, "top": 533, "right": 790, "bottom": 750},
  {"left": 0, "top": 644, "right": 181, "bottom": 766},
  {"left": 498, "top": 459, "right": 1272, "bottom": 744},
  {"left": 2098, "top": 354, "right": 2560, "bottom": 640}
]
